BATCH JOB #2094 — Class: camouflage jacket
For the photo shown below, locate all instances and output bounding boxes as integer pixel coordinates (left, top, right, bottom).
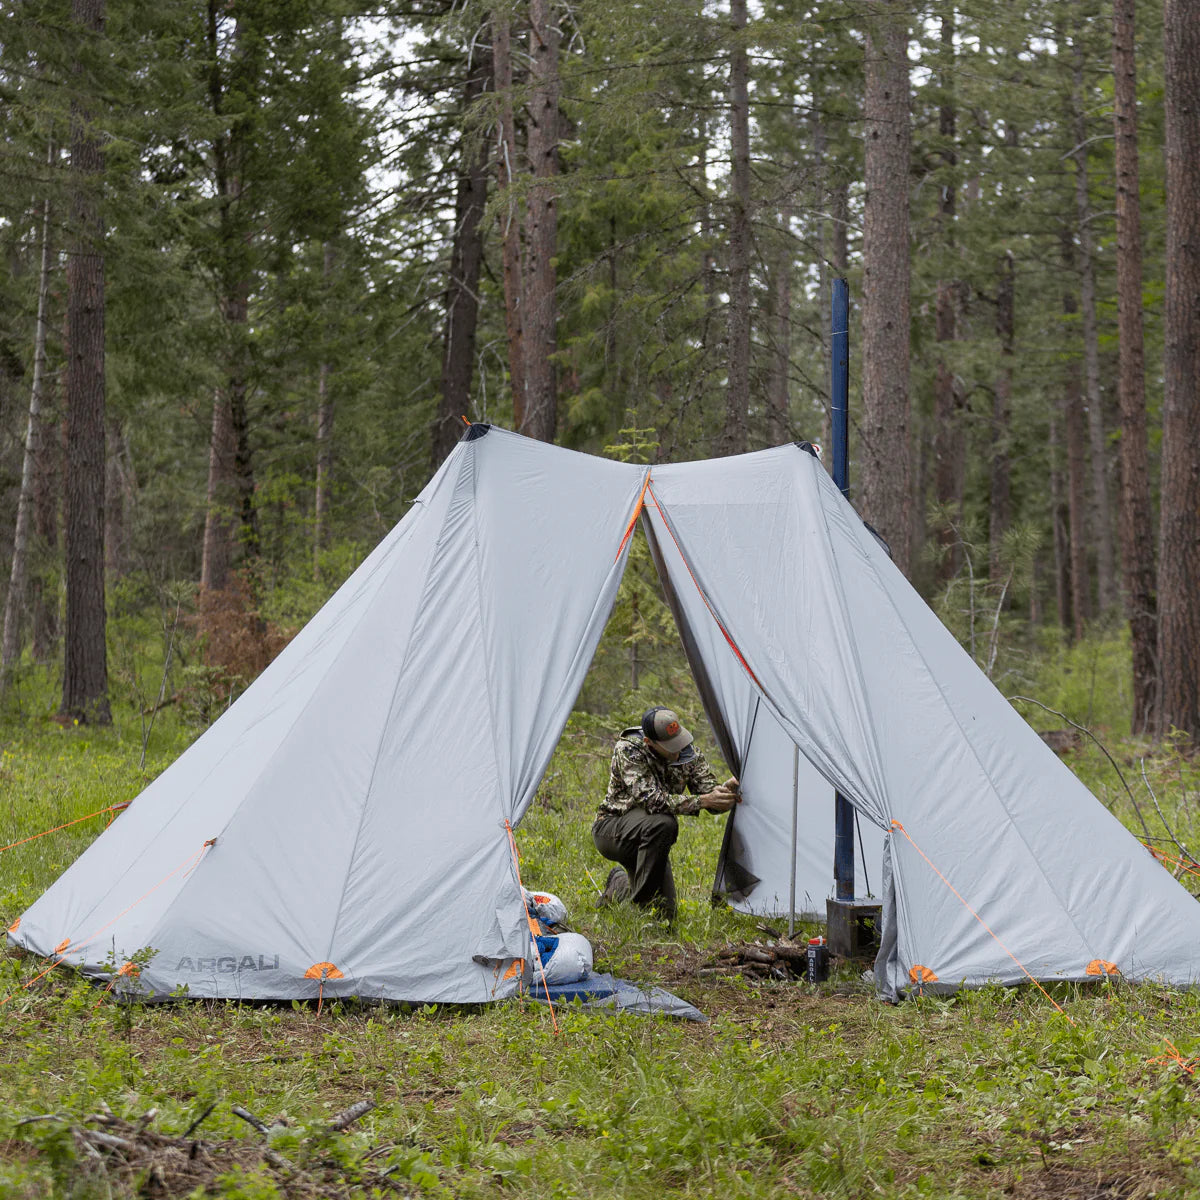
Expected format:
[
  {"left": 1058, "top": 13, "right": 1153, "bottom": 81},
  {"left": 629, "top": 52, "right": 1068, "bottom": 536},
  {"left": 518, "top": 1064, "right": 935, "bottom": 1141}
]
[{"left": 595, "top": 728, "right": 718, "bottom": 821}]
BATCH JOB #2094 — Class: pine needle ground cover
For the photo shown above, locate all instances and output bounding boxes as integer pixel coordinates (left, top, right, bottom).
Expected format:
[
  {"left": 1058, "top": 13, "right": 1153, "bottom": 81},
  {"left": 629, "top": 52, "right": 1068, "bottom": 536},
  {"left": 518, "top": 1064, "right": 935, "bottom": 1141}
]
[{"left": 3, "top": 708, "right": 1200, "bottom": 1199}]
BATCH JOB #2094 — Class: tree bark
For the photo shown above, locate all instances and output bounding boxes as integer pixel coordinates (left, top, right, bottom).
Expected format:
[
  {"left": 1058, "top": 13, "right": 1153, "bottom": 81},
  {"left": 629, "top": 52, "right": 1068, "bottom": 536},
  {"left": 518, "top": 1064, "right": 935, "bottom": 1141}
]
[
  {"left": 493, "top": 10, "right": 526, "bottom": 426},
  {"left": 2, "top": 149, "right": 55, "bottom": 683},
  {"left": 201, "top": 0, "right": 258, "bottom": 592},
  {"left": 103, "top": 416, "right": 130, "bottom": 580},
  {"left": 313, "top": 241, "right": 335, "bottom": 581},
  {"left": 1071, "top": 26, "right": 1118, "bottom": 616},
  {"left": 1112, "top": 0, "right": 1157, "bottom": 732},
  {"left": 860, "top": 0, "right": 912, "bottom": 575},
  {"left": 1060, "top": 240, "right": 1091, "bottom": 643},
  {"left": 932, "top": 12, "right": 962, "bottom": 583},
  {"left": 767, "top": 228, "right": 791, "bottom": 446},
  {"left": 989, "top": 252, "right": 1014, "bottom": 587},
  {"left": 61, "top": 0, "right": 110, "bottom": 725},
  {"left": 1049, "top": 415, "right": 1070, "bottom": 630},
  {"left": 432, "top": 45, "right": 491, "bottom": 468},
  {"left": 32, "top": 371, "right": 62, "bottom": 663},
  {"left": 721, "top": 0, "right": 751, "bottom": 456},
  {"left": 520, "top": 0, "right": 559, "bottom": 443},
  {"left": 1159, "top": 0, "right": 1200, "bottom": 740}
]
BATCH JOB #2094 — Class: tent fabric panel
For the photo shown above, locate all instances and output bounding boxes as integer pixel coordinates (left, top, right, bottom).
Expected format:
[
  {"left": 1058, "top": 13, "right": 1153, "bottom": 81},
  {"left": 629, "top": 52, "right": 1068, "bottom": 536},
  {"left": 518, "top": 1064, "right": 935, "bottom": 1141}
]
[{"left": 650, "top": 445, "right": 1200, "bottom": 995}]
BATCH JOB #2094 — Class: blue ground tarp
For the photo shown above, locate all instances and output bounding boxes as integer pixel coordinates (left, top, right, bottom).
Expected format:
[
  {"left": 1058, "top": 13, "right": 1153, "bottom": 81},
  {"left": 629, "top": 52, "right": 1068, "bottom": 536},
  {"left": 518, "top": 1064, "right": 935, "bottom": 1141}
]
[{"left": 526, "top": 972, "right": 706, "bottom": 1021}]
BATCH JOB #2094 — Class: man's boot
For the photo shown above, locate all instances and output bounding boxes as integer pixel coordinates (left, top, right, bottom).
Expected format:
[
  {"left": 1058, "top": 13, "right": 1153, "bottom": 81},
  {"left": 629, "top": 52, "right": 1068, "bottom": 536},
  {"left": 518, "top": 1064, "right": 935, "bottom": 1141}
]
[{"left": 598, "top": 866, "right": 631, "bottom": 907}]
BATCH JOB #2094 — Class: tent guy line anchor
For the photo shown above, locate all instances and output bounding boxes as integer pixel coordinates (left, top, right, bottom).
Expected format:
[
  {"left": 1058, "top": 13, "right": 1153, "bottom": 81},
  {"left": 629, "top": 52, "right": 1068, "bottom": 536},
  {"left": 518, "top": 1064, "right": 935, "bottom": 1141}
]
[{"left": 890, "top": 820, "right": 1075, "bottom": 1023}]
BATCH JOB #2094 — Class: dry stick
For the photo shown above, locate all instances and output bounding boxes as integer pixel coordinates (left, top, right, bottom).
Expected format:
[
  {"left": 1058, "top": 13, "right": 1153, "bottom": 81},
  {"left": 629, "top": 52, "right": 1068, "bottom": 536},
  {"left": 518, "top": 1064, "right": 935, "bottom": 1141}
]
[
  {"left": 182, "top": 1101, "right": 217, "bottom": 1140},
  {"left": 1007, "top": 695, "right": 1154, "bottom": 842},
  {"left": 1139, "top": 759, "right": 1200, "bottom": 869},
  {"left": 328, "top": 1099, "right": 375, "bottom": 1132}
]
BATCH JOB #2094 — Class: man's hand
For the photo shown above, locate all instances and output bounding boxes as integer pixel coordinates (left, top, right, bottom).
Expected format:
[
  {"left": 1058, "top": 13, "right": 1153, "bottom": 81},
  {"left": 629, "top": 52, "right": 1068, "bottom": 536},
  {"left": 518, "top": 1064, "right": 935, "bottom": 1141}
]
[
  {"left": 700, "top": 787, "right": 740, "bottom": 813},
  {"left": 722, "top": 776, "right": 740, "bottom": 793}
]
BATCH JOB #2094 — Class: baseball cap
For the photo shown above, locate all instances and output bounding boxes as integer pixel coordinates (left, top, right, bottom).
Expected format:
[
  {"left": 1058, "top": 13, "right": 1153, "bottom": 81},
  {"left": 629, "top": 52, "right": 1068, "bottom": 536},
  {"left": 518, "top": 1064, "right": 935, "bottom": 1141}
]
[{"left": 641, "top": 707, "right": 694, "bottom": 756}]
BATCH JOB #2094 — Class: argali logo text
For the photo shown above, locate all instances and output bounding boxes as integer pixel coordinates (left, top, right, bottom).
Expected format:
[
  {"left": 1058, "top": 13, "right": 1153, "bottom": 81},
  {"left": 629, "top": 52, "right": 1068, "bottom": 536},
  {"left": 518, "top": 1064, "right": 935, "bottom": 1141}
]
[{"left": 176, "top": 955, "right": 280, "bottom": 974}]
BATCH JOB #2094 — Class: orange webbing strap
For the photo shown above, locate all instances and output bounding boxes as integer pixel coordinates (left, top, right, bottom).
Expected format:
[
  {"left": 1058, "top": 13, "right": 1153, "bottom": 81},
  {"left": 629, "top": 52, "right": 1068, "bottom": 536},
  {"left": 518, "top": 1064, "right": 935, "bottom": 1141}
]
[
  {"left": 304, "top": 963, "right": 344, "bottom": 1015},
  {"left": 889, "top": 820, "right": 1075, "bottom": 1024},
  {"left": 503, "top": 819, "right": 559, "bottom": 1035},
  {"left": 93, "top": 961, "right": 141, "bottom": 1010},
  {"left": 614, "top": 468, "right": 653, "bottom": 564},
  {"left": 645, "top": 484, "right": 764, "bottom": 690},
  {"left": 0, "top": 803, "right": 131, "bottom": 855},
  {"left": 1150, "top": 1039, "right": 1199, "bottom": 1076},
  {"left": 0, "top": 836, "right": 217, "bottom": 1008}
]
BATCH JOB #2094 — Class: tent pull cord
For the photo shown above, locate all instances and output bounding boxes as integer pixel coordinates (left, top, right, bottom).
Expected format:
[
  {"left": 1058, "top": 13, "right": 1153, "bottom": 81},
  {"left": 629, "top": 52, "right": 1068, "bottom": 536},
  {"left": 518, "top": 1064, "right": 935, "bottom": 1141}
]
[
  {"left": 890, "top": 820, "right": 1074, "bottom": 1025},
  {"left": 0, "top": 803, "right": 131, "bottom": 856},
  {"left": 503, "top": 820, "right": 559, "bottom": 1036},
  {"left": 3, "top": 837, "right": 217, "bottom": 1009}
]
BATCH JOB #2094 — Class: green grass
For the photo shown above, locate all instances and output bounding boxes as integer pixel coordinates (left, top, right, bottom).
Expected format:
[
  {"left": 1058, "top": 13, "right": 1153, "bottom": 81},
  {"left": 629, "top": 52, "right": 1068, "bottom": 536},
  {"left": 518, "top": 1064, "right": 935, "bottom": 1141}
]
[{"left": 3, "top": 661, "right": 1200, "bottom": 1197}]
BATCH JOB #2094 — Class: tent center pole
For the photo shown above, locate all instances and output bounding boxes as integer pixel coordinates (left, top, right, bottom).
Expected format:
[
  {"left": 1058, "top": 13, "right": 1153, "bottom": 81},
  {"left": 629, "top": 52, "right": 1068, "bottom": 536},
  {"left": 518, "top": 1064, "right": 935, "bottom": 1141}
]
[
  {"left": 789, "top": 744, "right": 799, "bottom": 939},
  {"left": 831, "top": 277, "right": 855, "bottom": 903}
]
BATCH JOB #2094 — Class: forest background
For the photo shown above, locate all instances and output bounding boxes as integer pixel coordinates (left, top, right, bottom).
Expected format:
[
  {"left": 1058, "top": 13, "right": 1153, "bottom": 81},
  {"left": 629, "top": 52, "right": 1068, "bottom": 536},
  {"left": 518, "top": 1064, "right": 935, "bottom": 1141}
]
[
  {"left": 0, "top": 0, "right": 1197, "bottom": 745},
  {"left": 3, "top": 5, "right": 1200, "bottom": 1197}
]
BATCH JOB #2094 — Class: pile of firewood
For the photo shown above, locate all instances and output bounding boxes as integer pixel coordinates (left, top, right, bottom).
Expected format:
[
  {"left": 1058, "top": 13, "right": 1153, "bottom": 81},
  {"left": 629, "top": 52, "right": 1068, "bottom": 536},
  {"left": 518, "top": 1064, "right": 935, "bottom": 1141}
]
[
  {"left": 15, "top": 1098, "right": 391, "bottom": 1198},
  {"left": 698, "top": 938, "right": 817, "bottom": 981}
]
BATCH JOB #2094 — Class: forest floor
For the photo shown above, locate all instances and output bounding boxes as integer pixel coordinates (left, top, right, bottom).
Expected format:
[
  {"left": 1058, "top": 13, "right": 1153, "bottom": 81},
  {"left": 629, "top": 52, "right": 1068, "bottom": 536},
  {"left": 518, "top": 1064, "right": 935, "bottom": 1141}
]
[{"left": 2, "top": 703, "right": 1200, "bottom": 1199}]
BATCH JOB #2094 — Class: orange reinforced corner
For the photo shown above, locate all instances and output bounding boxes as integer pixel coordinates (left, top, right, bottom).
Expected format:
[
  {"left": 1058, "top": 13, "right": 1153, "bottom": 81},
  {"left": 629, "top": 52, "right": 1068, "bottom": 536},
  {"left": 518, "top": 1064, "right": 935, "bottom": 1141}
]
[
  {"left": 54, "top": 938, "right": 71, "bottom": 955},
  {"left": 116, "top": 961, "right": 141, "bottom": 978},
  {"left": 909, "top": 965, "right": 939, "bottom": 984},
  {"left": 1086, "top": 959, "right": 1120, "bottom": 977},
  {"left": 7, "top": 918, "right": 19, "bottom": 934},
  {"left": 304, "top": 962, "right": 344, "bottom": 981}
]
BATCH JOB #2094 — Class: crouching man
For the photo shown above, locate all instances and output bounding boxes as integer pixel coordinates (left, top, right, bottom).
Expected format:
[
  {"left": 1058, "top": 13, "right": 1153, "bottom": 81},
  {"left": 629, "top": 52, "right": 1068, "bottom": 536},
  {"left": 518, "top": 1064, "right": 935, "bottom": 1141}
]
[{"left": 592, "top": 707, "right": 739, "bottom": 922}]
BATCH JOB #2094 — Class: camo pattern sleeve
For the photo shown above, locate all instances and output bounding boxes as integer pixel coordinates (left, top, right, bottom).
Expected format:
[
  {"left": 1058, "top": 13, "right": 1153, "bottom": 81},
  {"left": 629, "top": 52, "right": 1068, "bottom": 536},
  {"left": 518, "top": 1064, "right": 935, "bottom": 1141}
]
[
  {"left": 598, "top": 734, "right": 702, "bottom": 818},
  {"left": 678, "top": 749, "right": 718, "bottom": 798}
]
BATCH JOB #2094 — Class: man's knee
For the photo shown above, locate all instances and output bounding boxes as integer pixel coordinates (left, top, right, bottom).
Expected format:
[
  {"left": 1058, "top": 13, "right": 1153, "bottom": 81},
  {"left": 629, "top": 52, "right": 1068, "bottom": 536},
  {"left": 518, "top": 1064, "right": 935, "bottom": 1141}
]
[{"left": 640, "top": 813, "right": 678, "bottom": 848}]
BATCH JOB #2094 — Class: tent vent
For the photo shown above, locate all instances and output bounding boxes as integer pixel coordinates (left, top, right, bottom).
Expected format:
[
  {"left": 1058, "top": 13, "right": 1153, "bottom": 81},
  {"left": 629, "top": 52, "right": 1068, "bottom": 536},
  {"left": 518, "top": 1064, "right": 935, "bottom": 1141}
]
[
  {"left": 465, "top": 422, "right": 492, "bottom": 441},
  {"left": 793, "top": 440, "right": 820, "bottom": 459}
]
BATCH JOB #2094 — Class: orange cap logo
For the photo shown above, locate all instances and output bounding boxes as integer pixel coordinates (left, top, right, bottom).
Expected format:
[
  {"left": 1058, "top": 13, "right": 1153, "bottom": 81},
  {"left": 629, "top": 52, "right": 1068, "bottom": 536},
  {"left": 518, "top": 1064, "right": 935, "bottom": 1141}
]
[{"left": 666, "top": 721, "right": 679, "bottom": 736}]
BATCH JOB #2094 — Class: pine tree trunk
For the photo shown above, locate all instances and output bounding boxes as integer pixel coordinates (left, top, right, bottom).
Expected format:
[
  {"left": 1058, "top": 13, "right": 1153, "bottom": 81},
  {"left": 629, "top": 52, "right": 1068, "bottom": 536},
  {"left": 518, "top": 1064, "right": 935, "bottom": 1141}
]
[
  {"left": 1049, "top": 415, "right": 1070, "bottom": 630},
  {"left": 2, "top": 153, "right": 54, "bottom": 682},
  {"left": 313, "top": 241, "right": 334, "bottom": 581},
  {"left": 202, "top": 0, "right": 257, "bottom": 593},
  {"left": 31, "top": 388, "right": 61, "bottom": 663},
  {"left": 1072, "top": 26, "right": 1118, "bottom": 616},
  {"left": 1159, "top": 0, "right": 1200, "bottom": 740},
  {"left": 767, "top": 224, "right": 791, "bottom": 445},
  {"left": 722, "top": 0, "right": 751, "bottom": 456},
  {"left": 201, "top": 387, "right": 235, "bottom": 592},
  {"left": 933, "top": 12, "right": 962, "bottom": 583},
  {"left": 432, "top": 46, "right": 491, "bottom": 468},
  {"left": 520, "top": 0, "right": 559, "bottom": 443},
  {"left": 860, "top": 0, "right": 912, "bottom": 575},
  {"left": 1112, "top": 0, "right": 1157, "bottom": 732},
  {"left": 61, "top": 0, "right": 110, "bottom": 726},
  {"left": 493, "top": 10, "right": 525, "bottom": 425},
  {"left": 103, "top": 416, "right": 129, "bottom": 580},
  {"left": 989, "top": 252, "right": 1014, "bottom": 586}
]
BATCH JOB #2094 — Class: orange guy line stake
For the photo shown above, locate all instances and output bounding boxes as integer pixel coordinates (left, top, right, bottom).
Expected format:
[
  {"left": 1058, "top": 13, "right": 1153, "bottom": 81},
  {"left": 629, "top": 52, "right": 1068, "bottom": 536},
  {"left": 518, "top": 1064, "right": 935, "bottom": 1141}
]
[
  {"left": 890, "top": 820, "right": 1075, "bottom": 1024},
  {"left": 1, "top": 837, "right": 217, "bottom": 1008},
  {"left": 504, "top": 819, "right": 559, "bottom": 1035}
]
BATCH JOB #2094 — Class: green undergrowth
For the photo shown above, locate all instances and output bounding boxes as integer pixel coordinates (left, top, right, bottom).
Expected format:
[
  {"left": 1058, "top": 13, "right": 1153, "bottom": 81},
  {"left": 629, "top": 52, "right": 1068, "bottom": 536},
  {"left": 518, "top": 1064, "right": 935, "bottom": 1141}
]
[{"left": 2, "top": 635, "right": 1200, "bottom": 1197}]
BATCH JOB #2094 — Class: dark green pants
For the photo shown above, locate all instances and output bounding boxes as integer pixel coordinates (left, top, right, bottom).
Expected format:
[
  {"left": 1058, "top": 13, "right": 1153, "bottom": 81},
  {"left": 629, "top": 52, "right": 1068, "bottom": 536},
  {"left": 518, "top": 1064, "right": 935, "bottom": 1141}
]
[{"left": 593, "top": 809, "right": 679, "bottom": 921}]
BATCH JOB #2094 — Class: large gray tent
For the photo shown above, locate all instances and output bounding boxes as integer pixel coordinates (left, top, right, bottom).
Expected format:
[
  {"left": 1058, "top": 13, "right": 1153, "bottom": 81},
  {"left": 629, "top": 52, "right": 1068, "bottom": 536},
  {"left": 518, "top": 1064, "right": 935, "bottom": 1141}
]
[{"left": 13, "top": 426, "right": 1200, "bottom": 1003}]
